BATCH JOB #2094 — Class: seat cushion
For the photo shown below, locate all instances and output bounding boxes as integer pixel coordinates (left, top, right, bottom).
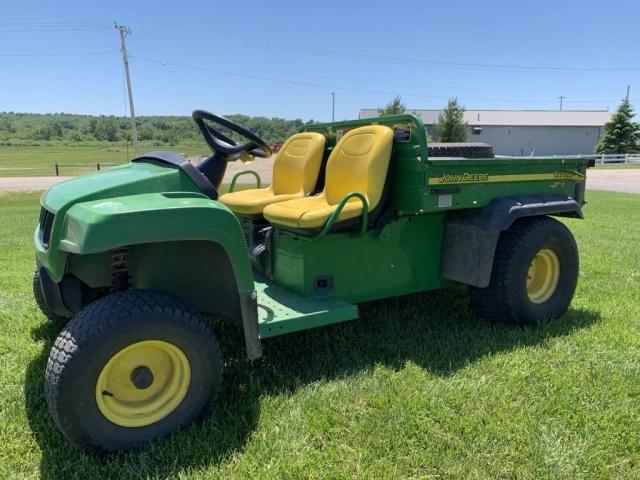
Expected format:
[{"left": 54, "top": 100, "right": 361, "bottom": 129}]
[
  {"left": 263, "top": 194, "right": 365, "bottom": 229},
  {"left": 263, "top": 125, "right": 393, "bottom": 230},
  {"left": 219, "top": 188, "right": 301, "bottom": 215},
  {"left": 219, "top": 131, "right": 326, "bottom": 215},
  {"left": 324, "top": 125, "right": 393, "bottom": 209},
  {"left": 272, "top": 132, "right": 326, "bottom": 195}
]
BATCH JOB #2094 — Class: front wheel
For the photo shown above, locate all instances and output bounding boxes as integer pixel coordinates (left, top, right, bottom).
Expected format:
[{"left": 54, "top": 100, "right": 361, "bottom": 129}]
[
  {"left": 469, "top": 216, "right": 579, "bottom": 325},
  {"left": 45, "top": 290, "right": 223, "bottom": 452}
]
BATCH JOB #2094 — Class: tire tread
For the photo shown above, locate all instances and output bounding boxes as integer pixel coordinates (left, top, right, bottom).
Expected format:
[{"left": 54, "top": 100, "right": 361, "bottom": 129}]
[
  {"left": 469, "top": 216, "right": 577, "bottom": 324},
  {"left": 45, "top": 290, "right": 223, "bottom": 450}
]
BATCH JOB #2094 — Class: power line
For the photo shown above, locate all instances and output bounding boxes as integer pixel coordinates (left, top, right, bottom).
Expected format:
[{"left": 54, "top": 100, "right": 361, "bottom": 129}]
[
  {"left": 130, "top": 54, "right": 619, "bottom": 105},
  {"left": 0, "top": 51, "right": 116, "bottom": 57},
  {"left": 298, "top": 71, "right": 625, "bottom": 94},
  {"left": 0, "top": 46, "right": 625, "bottom": 96},
  {"left": 0, "top": 21, "right": 628, "bottom": 110},
  {"left": 0, "top": 21, "right": 110, "bottom": 25},
  {"left": 0, "top": 27, "right": 113, "bottom": 33},
  {"left": 0, "top": 21, "right": 112, "bottom": 33},
  {"left": 134, "top": 24, "right": 640, "bottom": 74},
  {"left": 0, "top": 20, "right": 637, "bottom": 73},
  {"left": 0, "top": 47, "right": 621, "bottom": 95}
]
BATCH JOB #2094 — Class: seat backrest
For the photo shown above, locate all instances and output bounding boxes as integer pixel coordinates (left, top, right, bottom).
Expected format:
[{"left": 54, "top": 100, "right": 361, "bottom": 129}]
[
  {"left": 271, "top": 132, "right": 326, "bottom": 195},
  {"left": 323, "top": 125, "right": 393, "bottom": 209}
]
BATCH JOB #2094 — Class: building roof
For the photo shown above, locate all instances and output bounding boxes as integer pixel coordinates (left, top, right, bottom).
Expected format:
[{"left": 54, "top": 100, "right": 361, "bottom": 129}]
[{"left": 358, "top": 109, "right": 612, "bottom": 127}]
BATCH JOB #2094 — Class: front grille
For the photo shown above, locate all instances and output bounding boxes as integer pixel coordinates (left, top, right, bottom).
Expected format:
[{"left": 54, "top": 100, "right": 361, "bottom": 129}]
[{"left": 38, "top": 208, "right": 55, "bottom": 249}]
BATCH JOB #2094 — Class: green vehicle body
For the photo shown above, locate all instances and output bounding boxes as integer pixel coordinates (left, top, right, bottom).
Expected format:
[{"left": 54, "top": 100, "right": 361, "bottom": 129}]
[{"left": 35, "top": 114, "right": 588, "bottom": 360}]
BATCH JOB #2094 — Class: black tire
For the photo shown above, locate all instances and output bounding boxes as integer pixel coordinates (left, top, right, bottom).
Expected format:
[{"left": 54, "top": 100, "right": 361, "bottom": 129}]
[
  {"left": 33, "top": 269, "right": 68, "bottom": 327},
  {"left": 428, "top": 143, "right": 494, "bottom": 159},
  {"left": 45, "top": 290, "right": 223, "bottom": 452},
  {"left": 469, "top": 216, "right": 578, "bottom": 325}
]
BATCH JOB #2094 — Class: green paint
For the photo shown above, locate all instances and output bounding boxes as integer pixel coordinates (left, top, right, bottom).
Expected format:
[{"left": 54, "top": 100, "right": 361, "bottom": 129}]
[
  {"left": 256, "top": 279, "right": 357, "bottom": 338},
  {"left": 304, "top": 114, "right": 587, "bottom": 215},
  {"left": 34, "top": 115, "right": 589, "bottom": 344},
  {"left": 272, "top": 214, "right": 451, "bottom": 304},
  {"left": 36, "top": 161, "right": 199, "bottom": 281}
]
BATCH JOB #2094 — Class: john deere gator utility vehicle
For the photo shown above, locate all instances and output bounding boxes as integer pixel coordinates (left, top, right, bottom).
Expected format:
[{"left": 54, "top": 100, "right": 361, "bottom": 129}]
[{"left": 34, "top": 110, "right": 589, "bottom": 451}]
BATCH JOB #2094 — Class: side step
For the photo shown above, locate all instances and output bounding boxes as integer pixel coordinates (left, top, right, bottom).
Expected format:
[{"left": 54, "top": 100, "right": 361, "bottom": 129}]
[{"left": 256, "top": 280, "right": 358, "bottom": 339}]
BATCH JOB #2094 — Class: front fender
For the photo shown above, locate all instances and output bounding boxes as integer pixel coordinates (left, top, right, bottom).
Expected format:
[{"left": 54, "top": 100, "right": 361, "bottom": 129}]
[{"left": 58, "top": 192, "right": 254, "bottom": 293}]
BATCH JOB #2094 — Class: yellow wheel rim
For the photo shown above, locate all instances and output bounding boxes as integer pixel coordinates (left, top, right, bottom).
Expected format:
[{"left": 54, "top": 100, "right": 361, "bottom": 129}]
[
  {"left": 95, "top": 340, "right": 191, "bottom": 428},
  {"left": 526, "top": 248, "right": 560, "bottom": 304}
]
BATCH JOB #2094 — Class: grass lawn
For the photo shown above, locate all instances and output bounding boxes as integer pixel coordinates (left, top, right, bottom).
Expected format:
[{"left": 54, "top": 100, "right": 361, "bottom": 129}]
[
  {"left": 0, "top": 142, "right": 207, "bottom": 177},
  {"left": 0, "top": 190, "right": 638, "bottom": 479}
]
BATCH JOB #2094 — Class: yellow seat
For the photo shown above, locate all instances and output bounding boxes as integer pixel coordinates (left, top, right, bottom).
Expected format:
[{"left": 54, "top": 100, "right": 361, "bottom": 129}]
[
  {"left": 219, "top": 132, "right": 325, "bottom": 215},
  {"left": 263, "top": 125, "right": 393, "bottom": 229}
]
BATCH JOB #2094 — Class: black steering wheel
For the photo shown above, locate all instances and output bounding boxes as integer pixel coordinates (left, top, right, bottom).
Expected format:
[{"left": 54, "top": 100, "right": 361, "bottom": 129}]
[{"left": 192, "top": 110, "right": 272, "bottom": 160}]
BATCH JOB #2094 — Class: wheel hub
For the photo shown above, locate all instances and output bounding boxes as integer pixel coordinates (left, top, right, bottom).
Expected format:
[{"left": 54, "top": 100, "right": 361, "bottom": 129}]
[
  {"left": 526, "top": 248, "right": 560, "bottom": 304},
  {"left": 95, "top": 340, "right": 191, "bottom": 427},
  {"left": 131, "top": 366, "right": 154, "bottom": 390}
]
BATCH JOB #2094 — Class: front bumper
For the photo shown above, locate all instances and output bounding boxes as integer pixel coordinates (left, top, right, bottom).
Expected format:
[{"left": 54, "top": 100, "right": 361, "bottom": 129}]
[{"left": 36, "top": 261, "right": 81, "bottom": 318}]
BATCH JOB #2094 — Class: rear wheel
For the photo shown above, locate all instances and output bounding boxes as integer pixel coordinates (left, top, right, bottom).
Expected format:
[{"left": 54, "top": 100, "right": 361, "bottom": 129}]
[
  {"left": 45, "top": 290, "right": 223, "bottom": 452},
  {"left": 469, "top": 216, "right": 578, "bottom": 325}
]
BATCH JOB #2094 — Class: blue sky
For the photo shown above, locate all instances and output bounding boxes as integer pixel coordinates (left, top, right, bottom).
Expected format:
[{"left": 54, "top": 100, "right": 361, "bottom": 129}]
[{"left": 1, "top": 0, "right": 638, "bottom": 121}]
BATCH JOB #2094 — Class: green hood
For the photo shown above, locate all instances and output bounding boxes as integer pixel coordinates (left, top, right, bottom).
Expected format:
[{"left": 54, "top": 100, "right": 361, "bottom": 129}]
[
  {"left": 41, "top": 161, "right": 199, "bottom": 213},
  {"left": 36, "top": 160, "right": 204, "bottom": 281}
]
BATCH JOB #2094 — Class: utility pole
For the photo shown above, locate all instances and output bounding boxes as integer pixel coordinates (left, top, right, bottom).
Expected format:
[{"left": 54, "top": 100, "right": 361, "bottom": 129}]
[
  {"left": 331, "top": 92, "right": 335, "bottom": 122},
  {"left": 558, "top": 96, "right": 566, "bottom": 111},
  {"left": 115, "top": 22, "right": 139, "bottom": 154},
  {"left": 625, "top": 85, "right": 630, "bottom": 102}
]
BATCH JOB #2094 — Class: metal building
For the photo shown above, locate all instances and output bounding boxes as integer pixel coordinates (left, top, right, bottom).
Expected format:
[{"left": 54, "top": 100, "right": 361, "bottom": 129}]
[{"left": 358, "top": 109, "right": 612, "bottom": 156}]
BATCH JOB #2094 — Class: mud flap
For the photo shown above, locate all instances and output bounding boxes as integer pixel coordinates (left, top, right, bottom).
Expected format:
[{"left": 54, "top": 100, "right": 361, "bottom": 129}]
[
  {"left": 441, "top": 195, "right": 583, "bottom": 288},
  {"left": 239, "top": 290, "right": 263, "bottom": 360}
]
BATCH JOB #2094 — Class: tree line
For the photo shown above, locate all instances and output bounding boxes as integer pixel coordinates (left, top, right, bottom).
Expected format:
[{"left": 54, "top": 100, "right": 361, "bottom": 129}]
[
  {"left": 2, "top": 100, "right": 637, "bottom": 153},
  {"left": 0, "top": 112, "right": 316, "bottom": 146}
]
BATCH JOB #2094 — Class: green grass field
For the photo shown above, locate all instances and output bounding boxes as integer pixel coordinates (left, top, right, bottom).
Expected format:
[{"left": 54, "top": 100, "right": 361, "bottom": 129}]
[
  {"left": 0, "top": 190, "right": 638, "bottom": 479},
  {"left": 0, "top": 143, "right": 207, "bottom": 177}
]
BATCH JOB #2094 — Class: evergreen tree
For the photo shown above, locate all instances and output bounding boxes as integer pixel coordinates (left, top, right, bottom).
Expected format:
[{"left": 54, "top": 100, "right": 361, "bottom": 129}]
[
  {"left": 595, "top": 99, "right": 640, "bottom": 153},
  {"left": 435, "top": 98, "right": 467, "bottom": 142},
  {"left": 378, "top": 96, "right": 406, "bottom": 116}
]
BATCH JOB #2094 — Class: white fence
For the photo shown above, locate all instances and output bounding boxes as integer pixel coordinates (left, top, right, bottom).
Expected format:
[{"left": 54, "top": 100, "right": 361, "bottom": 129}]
[{"left": 592, "top": 153, "right": 640, "bottom": 167}]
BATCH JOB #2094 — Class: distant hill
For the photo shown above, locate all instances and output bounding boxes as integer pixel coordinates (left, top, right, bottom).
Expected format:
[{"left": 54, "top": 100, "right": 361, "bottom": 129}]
[{"left": 0, "top": 112, "right": 316, "bottom": 146}]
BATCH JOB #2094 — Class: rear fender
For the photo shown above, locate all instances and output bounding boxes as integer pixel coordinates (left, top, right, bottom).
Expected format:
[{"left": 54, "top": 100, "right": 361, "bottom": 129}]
[{"left": 441, "top": 194, "right": 583, "bottom": 288}]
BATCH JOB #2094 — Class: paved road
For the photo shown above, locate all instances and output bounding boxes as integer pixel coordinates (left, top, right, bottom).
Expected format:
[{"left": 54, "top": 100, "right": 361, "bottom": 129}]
[
  {"left": 585, "top": 169, "right": 640, "bottom": 194},
  {"left": 0, "top": 157, "right": 276, "bottom": 193},
  {"left": 1, "top": 166, "right": 638, "bottom": 194},
  {"left": 0, "top": 176, "right": 73, "bottom": 192}
]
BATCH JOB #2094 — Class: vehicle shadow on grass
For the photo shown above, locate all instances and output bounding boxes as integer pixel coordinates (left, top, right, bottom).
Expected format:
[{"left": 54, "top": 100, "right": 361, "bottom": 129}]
[{"left": 24, "top": 287, "right": 601, "bottom": 479}]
